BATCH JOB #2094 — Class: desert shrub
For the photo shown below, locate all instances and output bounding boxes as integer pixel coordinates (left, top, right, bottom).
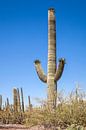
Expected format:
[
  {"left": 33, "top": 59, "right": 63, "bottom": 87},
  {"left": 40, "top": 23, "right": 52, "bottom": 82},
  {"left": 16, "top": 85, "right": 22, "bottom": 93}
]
[
  {"left": 24, "top": 88, "right": 86, "bottom": 129},
  {"left": 0, "top": 110, "right": 25, "bottom": 124},
  {"left": 0, "top": 88, "right": 86, "bottom": 129}
]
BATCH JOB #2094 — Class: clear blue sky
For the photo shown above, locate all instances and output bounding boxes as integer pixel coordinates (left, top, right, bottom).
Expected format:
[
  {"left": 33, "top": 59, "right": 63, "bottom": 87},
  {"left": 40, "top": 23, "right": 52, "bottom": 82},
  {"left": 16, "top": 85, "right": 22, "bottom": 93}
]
[{"left": 0, "top": 0, "right": 86, "bottom": 106}]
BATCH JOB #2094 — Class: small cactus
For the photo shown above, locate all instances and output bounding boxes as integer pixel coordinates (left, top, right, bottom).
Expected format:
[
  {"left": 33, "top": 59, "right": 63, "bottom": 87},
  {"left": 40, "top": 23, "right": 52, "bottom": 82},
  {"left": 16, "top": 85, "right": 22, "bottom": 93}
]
[
  {"left": 7, "top": 98, "right": 9, "bottom": 106},
  {"left": 13, "top": 88, "right": 18, "bottom": 112},
  {"left": 17, "top": 88, "right": 21, "bottom": 112},
  {"left": 0, "top": 95, "right": 2, "bottom": 110},
  {"left": 28, "top": 96, "right": 32, "bottom": 111},
  {"left": 21, "top": 88, "right": 24, "bottom": 112},
  {"left": 6, "top": 97, "right": 10, "bottom": 111}
]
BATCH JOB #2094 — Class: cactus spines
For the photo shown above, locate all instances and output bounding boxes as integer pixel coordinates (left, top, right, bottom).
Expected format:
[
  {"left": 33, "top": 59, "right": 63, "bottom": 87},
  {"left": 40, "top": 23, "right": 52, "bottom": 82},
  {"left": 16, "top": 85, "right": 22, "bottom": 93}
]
[
  {"left": 0, "top": 95, "right": 2, "bottom": 110},
  {"left": 21, "top": 88, "right": 24, "bottom": 112},
  {"left": 34, "top": 8, "right": 65, "bottom": 110},
  {"left": 17, "top": 88, "right": 21, "bottom": 112},
  {"left": 13, "top": 88, "right": 18, "bottom": 112}
]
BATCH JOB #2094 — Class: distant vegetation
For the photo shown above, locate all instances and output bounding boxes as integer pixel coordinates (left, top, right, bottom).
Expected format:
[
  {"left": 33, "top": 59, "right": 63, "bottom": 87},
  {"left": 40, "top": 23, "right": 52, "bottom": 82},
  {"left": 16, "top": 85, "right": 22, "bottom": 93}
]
[{"left": 0, "top": 87, "right": 86, "bottom": 129}]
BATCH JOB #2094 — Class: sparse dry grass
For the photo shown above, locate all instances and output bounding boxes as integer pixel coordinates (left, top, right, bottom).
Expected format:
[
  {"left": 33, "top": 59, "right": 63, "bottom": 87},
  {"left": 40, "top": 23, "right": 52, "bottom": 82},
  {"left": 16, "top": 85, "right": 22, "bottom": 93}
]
[{"left": 0, "top": 88, "right": 86, "bottom": 129}]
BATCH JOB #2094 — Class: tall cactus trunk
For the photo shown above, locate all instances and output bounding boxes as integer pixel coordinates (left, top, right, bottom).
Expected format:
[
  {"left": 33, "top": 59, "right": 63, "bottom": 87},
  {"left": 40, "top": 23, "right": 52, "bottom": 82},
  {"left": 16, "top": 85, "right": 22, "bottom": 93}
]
[
  {"left": 6, "top": 98, "right": 10, "bottom": 111},
  {"left": 34, "top": 8, "right": 65, "bottom": 110},
  {"left": 17, "top": 88, "right": 21, "bottom": 112},
  {"left": 13, "top": 88, "right": 18, "bottom": 112},
  {"left": 0, "top": 95, "right": 2, "bottom": 110},
  {"left": 7, "top": 98, "right": 9, "bottom": 106},
  {"left": 28, "top": 96, "right": 31, "bottom": 108},
  {"left": 28, "top": 96, "right": 32, "bottom": 111},
  {"left": 21, "top": 88, "right": 24, "bottom": 112},
  {"left": 47, "top": 9, "right": 57, "bottom": 109}
]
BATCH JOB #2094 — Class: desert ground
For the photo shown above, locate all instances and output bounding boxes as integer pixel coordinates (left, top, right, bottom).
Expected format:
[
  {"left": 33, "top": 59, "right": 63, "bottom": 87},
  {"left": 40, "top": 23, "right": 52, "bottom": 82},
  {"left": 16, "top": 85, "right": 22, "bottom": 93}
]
[{"left": 0, "top": 125, "right": 46, "bottom": 130}]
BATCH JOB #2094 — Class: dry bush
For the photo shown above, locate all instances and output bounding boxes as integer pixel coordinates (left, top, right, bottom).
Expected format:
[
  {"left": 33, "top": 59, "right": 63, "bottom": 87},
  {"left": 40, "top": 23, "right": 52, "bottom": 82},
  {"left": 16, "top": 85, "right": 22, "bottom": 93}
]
[
  {"left": 0, "top": 88, "right": 86, "bottom": 129},
  {"left": 0, "top": 110, "right": 25, "bottom": 124},
  {"left": 24, "top": 88, "right": 86, "bottom": 129}
]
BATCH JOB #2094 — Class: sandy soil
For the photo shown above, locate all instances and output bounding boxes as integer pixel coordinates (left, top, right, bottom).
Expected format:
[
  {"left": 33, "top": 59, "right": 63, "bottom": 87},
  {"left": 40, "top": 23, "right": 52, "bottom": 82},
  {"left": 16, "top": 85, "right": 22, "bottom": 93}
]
[{"left": 0, "top": 124, "right": 46, "bottom": 130}]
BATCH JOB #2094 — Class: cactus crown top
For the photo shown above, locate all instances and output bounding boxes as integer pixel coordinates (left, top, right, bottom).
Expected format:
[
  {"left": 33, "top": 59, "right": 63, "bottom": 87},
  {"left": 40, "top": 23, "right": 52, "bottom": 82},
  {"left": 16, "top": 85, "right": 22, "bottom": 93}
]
[{"left": 48, "top": 8, "right": 55, "bottom": 12}]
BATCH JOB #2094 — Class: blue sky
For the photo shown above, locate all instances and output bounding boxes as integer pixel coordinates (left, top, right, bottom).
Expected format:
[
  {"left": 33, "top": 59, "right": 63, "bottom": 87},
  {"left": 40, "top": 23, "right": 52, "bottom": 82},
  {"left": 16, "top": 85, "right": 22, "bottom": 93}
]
[{"left": 0, "top": 0, "right": 86, "bottom": 106}]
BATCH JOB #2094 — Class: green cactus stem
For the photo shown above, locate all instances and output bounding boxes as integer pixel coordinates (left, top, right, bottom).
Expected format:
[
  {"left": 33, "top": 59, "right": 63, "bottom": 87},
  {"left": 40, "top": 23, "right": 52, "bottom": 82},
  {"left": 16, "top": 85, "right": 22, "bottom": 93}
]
[
  {"left": 28, "top": 96, "right": 32, "bottom": 111},
  {"left": 17, "top": 88, "right": 21, "bottom": 112},
  {"left": 13, "top": 88, "right": 18, "bottom": 112},
  {"left": 0, "top": 95, "right": 2, "bottom": 110},
  {"left": 7, "top": 98, "right": 9, "bottom": 106},
  {"left": 34, "top": 8, "right": 65, "bottom": 110},
  {"left": 5, "top": 101, "right": 7, "bottom": 110},
  {"left": 6, "top": 98, "right": 10, "bottom": 111},
  {"left": 21, "top": 88, "right": 24, "bottom": 112}
]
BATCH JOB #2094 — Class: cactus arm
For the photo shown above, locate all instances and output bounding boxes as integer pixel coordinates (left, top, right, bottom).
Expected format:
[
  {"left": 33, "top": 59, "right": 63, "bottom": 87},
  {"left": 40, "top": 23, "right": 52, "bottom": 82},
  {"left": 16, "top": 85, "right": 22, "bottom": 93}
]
[
  {"left": 34, "top": 60, "right": 47, "bottom": 83},
  {"left": 54, "top": 58, "right": 65, "bottom": 81}
]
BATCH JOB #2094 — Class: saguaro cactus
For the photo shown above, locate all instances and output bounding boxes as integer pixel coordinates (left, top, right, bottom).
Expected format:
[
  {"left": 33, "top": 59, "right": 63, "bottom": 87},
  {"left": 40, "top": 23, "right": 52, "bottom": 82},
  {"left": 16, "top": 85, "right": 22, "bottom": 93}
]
[
  {"left": 21, "top": 88, "right": 24, "bottom": 112},
  {"left": 17, "top": 88, "right": 21, "bottom": 112},
  {"left": 7, "top": 98, "right": 9, "bottom": 106},
  {"left": 28, "top": 96, "right": 32, "bottom": 111},
  {"left": 34, "top": 8, "right": 65, "bottom": 109},
  {"left": 0, "top": 95, "right": 2, "bottom": 110},
  {"left": 13, "top": 88, "right": 18, "bottom": 112}
]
